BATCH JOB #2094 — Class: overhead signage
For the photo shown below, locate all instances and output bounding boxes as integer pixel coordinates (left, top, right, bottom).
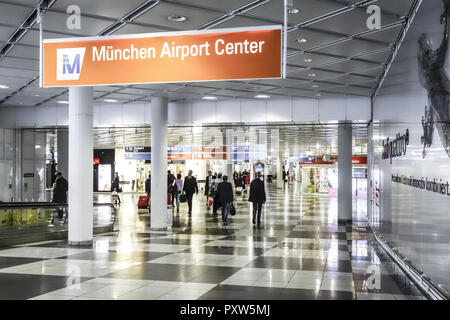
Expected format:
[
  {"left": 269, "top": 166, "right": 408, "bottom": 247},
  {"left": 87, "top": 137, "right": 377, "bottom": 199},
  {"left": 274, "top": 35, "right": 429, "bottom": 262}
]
[
  {"left": 124, "top": 146, "right": 151, "bottom": 153},
  {"left": 42, "top": 26, "right": 282, "bottom": 87},
  {"left": 298, "top": 156, "right": 367, "bottom": 165},
  {"left": 125, "top": 153, "right": 151, "bottom": 161}
]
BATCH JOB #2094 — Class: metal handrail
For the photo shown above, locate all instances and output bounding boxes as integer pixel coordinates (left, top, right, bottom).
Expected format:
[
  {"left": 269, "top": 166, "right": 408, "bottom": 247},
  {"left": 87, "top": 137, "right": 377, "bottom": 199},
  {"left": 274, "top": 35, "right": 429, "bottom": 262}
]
[
  {"left": 0, "top": 202, "right": 117, "bottom": 227},
  {"left": 370, "top": 227, "right": 449, "bottom": 300}
]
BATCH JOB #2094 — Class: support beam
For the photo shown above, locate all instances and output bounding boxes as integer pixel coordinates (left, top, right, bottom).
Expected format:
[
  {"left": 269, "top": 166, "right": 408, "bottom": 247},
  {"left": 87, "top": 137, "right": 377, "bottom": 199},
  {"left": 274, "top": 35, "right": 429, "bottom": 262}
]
[
  {"left": 150, "top": 97, "right": 168, "bottom": 231},
  {"left": 68, "top": 87, "right": 93, "bottom": 246},
  {"left": 338, "top": 123, "right": 352, "bottom": 223}
]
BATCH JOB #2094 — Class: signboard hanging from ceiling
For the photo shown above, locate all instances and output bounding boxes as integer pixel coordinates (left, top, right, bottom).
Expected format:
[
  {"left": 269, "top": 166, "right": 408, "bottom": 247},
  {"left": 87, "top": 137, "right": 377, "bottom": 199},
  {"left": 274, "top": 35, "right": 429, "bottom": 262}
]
[{"left": 41, "top": 26, "right": 282, "bottom": 88}]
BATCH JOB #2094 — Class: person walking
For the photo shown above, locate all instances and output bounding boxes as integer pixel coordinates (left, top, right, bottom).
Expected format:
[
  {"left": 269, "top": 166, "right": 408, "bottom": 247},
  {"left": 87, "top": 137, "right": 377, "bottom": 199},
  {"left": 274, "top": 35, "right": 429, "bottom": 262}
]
[
  {"left": 182, "top": 170, "right": 198, "bottom": 216},
  {"left": 216, "top": 175, "right": 234, "bottom": 225},
  {"left": 233, "top": 170, "right": 239, "bottom": 185},
  {"left": 248, "top": 171, "right": 266, "bottom": 227},
  {"left": 212, "top": 173, "right": 223, "bottom": 215},
  {"left": 52, "top": 172, "right": 68, "bottom": 219},
  {"left": 145, "top": 173, "right": 151, "bottom": 197},
  {"left": 174, "top": 173, "right": 183, "bottom": 213},
  {"left": 111, "top": 172, "right": 121, "bottom": 205},
  {"left": 205, "top": 171, "right": 214, "bottom": 207},
  {"left": 167, "top": 170, "right": 176, "bottom": 205}
]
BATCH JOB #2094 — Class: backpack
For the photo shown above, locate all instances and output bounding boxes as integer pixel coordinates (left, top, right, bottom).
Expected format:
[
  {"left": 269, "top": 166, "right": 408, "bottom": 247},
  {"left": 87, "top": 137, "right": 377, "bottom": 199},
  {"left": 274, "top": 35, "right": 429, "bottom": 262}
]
[{"left": 172, "top": 181, "right": 178, "bottom": 194}]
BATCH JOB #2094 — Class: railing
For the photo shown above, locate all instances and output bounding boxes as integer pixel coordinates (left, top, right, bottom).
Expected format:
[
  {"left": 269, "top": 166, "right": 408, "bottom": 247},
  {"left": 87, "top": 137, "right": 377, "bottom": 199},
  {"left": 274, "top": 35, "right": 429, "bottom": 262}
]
[
  {"left": 0, "top": 202, "right": 117, "bottom": 229},
  {"left": 370, "top": 228, "right": 449, "bottom": 300}
]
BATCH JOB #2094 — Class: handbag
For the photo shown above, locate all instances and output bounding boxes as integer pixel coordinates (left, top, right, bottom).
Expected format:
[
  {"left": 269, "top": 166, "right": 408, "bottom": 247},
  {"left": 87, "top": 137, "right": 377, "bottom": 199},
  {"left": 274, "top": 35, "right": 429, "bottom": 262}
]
[
  {"left": 230, "top": 203, "right": 236, "bottom": 216},
  {"left": 180, "top": 193, "right": 187, "bottom": 203}
]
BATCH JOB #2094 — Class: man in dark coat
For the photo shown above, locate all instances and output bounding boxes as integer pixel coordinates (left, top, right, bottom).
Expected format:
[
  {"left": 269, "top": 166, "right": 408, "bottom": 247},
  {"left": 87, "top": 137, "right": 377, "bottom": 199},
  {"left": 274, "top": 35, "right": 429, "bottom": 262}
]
[
  {"left": 248, "top": 172, "right": 266, "bottom": 226},
  {"left": 111, "top": 172, "right": 121, "bottom": 204},
  {"left": 145, "top": 174, "right": 151, "bottom": 197},
  {"left": 52, "top": 172, "right": 68, "bottom": 219},
  {"left": 53, "top": 172, "right": 68, "bottom": 203},
  {"left": 182, "top": 170, "right": 198, "bottom": 216},
  {"left": 216, "top": 175, "right": 234, "bottom": 225}
]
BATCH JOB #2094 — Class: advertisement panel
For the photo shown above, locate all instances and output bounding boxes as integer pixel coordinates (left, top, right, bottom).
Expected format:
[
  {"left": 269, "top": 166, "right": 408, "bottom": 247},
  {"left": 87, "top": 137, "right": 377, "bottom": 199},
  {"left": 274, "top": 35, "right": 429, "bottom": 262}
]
[{"left": 371, "top": 0, "right": 450, "bottom": 297}]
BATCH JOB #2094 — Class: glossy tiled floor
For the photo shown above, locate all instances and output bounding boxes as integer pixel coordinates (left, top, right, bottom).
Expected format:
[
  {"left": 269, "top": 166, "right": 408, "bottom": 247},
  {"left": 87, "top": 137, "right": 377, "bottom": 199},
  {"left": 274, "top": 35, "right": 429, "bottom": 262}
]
[{"left": 0, "top": 183, "right": 427, "bottom": 300}]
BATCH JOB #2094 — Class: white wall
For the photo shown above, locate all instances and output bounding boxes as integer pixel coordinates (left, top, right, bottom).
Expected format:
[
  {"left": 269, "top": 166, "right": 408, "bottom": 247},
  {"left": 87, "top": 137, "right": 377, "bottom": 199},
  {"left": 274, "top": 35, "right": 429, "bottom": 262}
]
[{"left": 0, "top": 95, "right": 371, "bottom": 128}]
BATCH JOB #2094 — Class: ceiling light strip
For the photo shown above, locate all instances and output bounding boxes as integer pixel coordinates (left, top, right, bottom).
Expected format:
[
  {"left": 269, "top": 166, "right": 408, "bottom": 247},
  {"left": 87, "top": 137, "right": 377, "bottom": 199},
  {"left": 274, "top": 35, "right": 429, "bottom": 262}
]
[
  {"left": 97, "top": 0, "right": 160, "bottom": 36},
  {"left": 373, "top": 0, "right": 423, "bottom": 98}
]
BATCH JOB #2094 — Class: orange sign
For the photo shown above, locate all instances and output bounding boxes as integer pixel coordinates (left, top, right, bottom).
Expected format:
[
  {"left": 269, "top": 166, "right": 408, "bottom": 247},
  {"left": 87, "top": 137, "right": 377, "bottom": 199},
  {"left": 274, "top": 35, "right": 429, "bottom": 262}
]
[
  {"left": 42, "top": 26, "right": 282, "bottom": 88},
  {"left": 193, "top": 146, "right": 227, "bottom": 160}
]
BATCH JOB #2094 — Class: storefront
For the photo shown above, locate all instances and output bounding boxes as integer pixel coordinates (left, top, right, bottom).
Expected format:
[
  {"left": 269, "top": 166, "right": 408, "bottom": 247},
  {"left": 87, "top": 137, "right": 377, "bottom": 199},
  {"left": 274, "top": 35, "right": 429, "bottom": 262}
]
[{"left": 298, "top": 156, "right": 367, "bottom": 196}]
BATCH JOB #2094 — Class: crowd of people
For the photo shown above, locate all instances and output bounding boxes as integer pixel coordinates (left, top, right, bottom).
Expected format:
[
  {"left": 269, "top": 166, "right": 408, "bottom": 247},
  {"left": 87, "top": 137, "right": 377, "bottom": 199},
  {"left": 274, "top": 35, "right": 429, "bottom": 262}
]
[
  {"left": 163, "top": 169, "right": 265, "bottom": 226},
  {"left": 50, "top": 168, "right": 266, "bottom": 227}
]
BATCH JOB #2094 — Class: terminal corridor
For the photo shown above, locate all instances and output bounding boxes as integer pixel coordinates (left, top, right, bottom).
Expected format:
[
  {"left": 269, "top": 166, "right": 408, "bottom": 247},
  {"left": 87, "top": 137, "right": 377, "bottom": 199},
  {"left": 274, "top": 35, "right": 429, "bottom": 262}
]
[{"left": 0, "top": 185, "right": 425, "bottom": 300}]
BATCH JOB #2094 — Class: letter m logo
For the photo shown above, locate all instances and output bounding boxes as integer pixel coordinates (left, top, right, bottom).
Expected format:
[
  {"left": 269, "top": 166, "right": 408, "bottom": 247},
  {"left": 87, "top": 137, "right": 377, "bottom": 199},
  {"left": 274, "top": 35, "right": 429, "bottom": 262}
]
[{"left": 56, "top": 48, "right": 86, "bottom": 81}]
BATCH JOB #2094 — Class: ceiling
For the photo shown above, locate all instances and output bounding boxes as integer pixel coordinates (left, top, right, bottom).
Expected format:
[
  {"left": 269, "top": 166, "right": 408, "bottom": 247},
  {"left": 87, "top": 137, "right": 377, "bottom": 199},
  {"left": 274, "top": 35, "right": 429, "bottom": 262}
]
[{"left": 0, "top": 0, "right": 417, "bottom": 107}]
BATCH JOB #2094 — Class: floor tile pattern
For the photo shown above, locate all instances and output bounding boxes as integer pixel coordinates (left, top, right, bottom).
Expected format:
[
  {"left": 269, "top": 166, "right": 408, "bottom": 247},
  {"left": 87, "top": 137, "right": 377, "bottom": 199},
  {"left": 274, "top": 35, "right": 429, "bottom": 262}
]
[{"left": 0, "top": 184, "right": 427, "bottom": 300}]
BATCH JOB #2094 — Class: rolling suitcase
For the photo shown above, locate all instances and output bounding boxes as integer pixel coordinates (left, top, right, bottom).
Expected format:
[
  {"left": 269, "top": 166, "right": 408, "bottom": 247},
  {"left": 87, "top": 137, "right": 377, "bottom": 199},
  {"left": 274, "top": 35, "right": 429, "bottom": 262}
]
[{"left": 138, "top": 195, "right": 149, "bottom": 209}]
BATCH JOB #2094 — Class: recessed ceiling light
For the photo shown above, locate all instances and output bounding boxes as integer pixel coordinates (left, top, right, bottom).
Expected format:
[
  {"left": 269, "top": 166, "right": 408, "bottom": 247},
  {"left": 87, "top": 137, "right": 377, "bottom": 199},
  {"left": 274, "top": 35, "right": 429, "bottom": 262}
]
[
  {"left": 168, "top": 15, "right": 187, "bottom": 22},
  {"left": 57, "top": 100, "right": 69, "bottom": 104},
  {"left": 104, "top": 99, "right": 118, "bottom": 103},
  {"left": 202, "top": 96, "right": 217, "bottom": 100},
  {"left": 296, "top": 38, "right": 307, "bottom": 43},
  {"left": 309, "top": 73, "right": 316, "bottom": 77},
  {"left": 255, "top": 94, "right": 270, "bottom": 99},
  {"left": 304, "top": 58, "right": 312, "bottom": 62},
  {"left": 288, "top": 8, "right": 300, "bottom": 14},
  {"left": 33, "top": 94, "right": 40, "bottom": 97},
  {"left": 0, "top": 85, "right": 9, "bottom": 89},
  {"left": 313, "top": 84, "right": 319, "bottom": 88}
]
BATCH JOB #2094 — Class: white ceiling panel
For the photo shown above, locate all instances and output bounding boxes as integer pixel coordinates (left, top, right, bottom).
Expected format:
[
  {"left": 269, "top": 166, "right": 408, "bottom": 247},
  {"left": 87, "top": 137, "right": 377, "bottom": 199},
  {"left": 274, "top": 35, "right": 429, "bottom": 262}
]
[
  {"left": 134, "top": 2, "right": 223, "bottom": 30},
  {"left": 0, "top": 25, "right": 16, "bottom": 42},
  {"left": 0, "top": 57, "right": 38, "bottom": 71},
  {"left": 6, "top": 45, "right": 40, "bottom": 60},
  {"left": 169, "top": 85, "right": 217, "bottom": 95},
  {"left": 173, "top": 0, "right": 254, "bottom": 12},
  {"left": 246, "top": 0, "right": 346, "bottom": 25},
  {"left": 0, "top": 2, "right": 33, "bottom": 27},
  {"left": 51, "top": 0, "right": 151, "bottom": 20},
  {"left": 0, "top": 66, "right": 37, "bottom": 78}
]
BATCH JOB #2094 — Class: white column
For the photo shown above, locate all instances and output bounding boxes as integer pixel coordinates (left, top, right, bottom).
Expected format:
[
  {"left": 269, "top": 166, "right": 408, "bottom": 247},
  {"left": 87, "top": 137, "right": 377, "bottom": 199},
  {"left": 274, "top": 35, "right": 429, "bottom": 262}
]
[
  {"left": 277, "top": 151, "right": 283, "bottom": 188},
  {"left": 367, "top": 123, "right": 373, "bottom": 224},
  {"left": 68, "top": 87, "right": 93, "bottom": 246},
  {"left": 222, "top": 129, "right": 233, "bottom": 178},
  {"left": 57, "top": 129, "right": 69, "bottom": 178},
  {"left": 150, "top": 97, "right": 168, "bottom": 230},
  {"left": 338, "top": 123, "right": 352, "bottom": 222}
]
